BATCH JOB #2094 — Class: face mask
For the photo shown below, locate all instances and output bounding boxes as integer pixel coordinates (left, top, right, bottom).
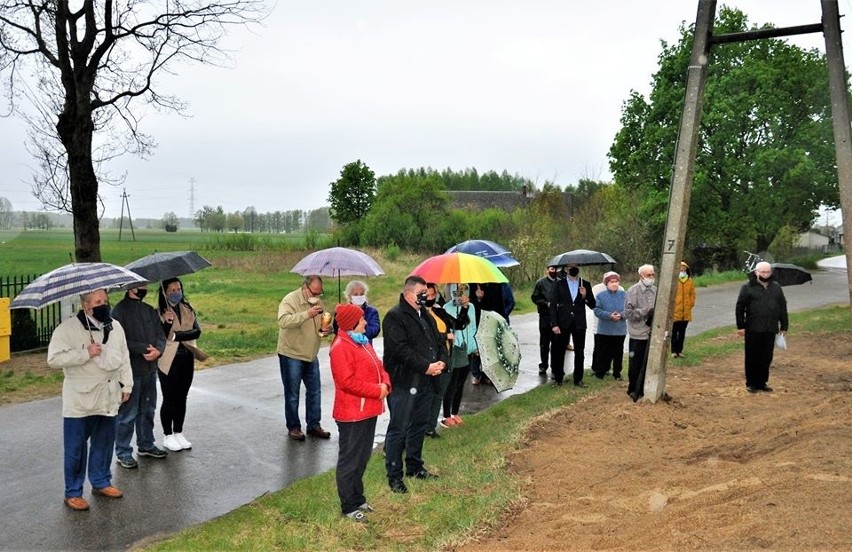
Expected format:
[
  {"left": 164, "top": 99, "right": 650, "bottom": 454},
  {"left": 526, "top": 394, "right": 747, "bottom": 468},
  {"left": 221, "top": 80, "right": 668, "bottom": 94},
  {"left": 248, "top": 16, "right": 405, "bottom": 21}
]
[
  {"left": 415, "top": 291, "right": 428, "bottom": 306},
  {"left": 347, "top": 331, "right": 369, "bottom": 345},
  {"left": 678, "top": 271, "right": 687, "bottom": 279},
  {"left": 758, "top": 275, "right": 771, "bottom": 283},
  {"left": 424, "top": 299, "right": 436, "bottom": 308},
  {"left": 350, "top": 295, "right": 367, "bottom": 306},
  {"left": 642, "top": 277, "right": 655, "bottom": 287},
  {"left": 547, "top": 269, "right": 557, "bottom": 278},
  {"left": 91, "top": 304, "right": 112, "bottom": 324},
  {"left": 607, "top": 281, "right": 620, "bottom": 291},
  {"left": 567, "top": 267, "right": 580, "bottom": 277},
  {"left": 134, "top": 289, "right": 148, "bottom": 300},
  {"left": 306, "top": 296, "right": 320, "bottom": 305},
  {"left": 167, "top": 291, "right": 183, "bottom": 305}
]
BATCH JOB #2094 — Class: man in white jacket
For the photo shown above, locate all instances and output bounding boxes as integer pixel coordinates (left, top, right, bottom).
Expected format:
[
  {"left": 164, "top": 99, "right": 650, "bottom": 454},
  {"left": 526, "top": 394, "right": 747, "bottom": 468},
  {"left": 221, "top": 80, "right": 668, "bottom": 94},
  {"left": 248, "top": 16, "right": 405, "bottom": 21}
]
[{"left": 47, "top": 289, "right": 133, "bottom": 511}]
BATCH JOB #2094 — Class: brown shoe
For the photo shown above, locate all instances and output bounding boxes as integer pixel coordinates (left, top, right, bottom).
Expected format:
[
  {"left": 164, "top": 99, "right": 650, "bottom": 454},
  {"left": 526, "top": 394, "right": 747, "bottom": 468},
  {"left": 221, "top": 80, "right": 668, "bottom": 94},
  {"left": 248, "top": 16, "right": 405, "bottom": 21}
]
[
  {"left": 64, "top": 497, "right": 90, "bottom": 511},
  {"left": 92, "top": 485, "right": 123, "bottom": 499},
  {"left": 307, "top": 426, "right": 331, "bottom": 439},
  {"left": 288, "top": 429, "right": 306, "bottom": 441}
]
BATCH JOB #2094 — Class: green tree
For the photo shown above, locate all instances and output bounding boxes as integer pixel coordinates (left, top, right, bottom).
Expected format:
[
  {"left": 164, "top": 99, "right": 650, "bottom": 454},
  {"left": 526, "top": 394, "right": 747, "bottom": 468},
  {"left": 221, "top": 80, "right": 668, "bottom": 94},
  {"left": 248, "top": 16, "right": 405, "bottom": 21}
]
[
  {"left": 0, "top": 197, "right": 12, "bottom": 229},
  {"left": 226, "top": 211, "right": 244, "bottom": 232},
  {"left": 328, "top": 160, "right": 376, "bottom": 226},
  {"left": 161, "top": 212, "right": 180, "bottom": 232},
  {"left": 608, "top": 7, "right": 839, "bottom": 269}
]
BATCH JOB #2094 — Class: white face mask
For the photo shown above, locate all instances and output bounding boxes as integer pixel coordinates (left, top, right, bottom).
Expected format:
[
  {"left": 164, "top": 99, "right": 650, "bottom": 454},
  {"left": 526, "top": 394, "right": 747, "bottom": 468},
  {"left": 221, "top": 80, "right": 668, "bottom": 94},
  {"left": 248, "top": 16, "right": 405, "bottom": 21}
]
[
  {"left": 306, "top": 297, "right": 320, "bottom": 305},
  {"left": 350, "top": 295, "right": 367, "bottom": 306},
  {"left": 642, "top": 277, "right": 655, "bottom": 287}
]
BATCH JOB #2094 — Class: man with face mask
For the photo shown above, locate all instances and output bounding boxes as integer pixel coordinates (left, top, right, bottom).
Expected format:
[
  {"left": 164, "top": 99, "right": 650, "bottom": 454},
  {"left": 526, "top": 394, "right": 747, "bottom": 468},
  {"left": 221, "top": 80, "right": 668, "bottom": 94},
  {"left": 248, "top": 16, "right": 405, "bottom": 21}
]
[
  {"left": 111, "top": 285, "right": 168, "bottom": 469},
  {"left": 736, "top": 261, "right": 788, "bottom": 393},
  {"left": 624, "top": 264, "right": 657, "bottom": 401},
  {"left": 278, "top": 275, "right": 333, "bottom": 441},
  {"left": 531, "top": 265, "right": 560, "bottom": 376},
  {"left": 549, "top": 264, "right": 596, "bottom": 387},
  {"left": 47, "top": 289, "right": 133, "bottom": 511},
  {"left": 381, "top": 275, "right": 448, "bottom": 493}
]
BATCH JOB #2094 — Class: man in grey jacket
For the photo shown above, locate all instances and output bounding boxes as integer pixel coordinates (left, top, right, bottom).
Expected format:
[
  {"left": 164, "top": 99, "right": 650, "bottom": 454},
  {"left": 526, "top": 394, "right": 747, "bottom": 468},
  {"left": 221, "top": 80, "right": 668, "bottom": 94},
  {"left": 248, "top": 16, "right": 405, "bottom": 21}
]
[
  {"left": 111, "top": 285, "right": 168, "bottom": 469},
  {"left": 624, "top": 264, "right": 657, "bottom": 402}
]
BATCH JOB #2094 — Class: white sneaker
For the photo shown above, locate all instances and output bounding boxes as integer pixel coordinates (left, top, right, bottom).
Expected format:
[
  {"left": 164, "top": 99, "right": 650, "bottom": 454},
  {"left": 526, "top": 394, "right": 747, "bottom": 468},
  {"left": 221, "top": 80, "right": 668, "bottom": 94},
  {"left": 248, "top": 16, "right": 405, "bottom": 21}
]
[
  {"left": 174, "top": 433, "right": 192, "bottom": 450},
  {"left": 163, "top": 434, "right": 182, "bottom": 452}
]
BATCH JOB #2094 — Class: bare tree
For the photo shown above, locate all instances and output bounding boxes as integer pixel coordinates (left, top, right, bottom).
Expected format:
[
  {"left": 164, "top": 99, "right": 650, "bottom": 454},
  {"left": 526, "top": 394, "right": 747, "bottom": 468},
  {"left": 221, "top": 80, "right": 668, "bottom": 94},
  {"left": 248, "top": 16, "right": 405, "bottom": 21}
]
[{"left": 0, "top": 0, "right": 265, "bottom": 261}]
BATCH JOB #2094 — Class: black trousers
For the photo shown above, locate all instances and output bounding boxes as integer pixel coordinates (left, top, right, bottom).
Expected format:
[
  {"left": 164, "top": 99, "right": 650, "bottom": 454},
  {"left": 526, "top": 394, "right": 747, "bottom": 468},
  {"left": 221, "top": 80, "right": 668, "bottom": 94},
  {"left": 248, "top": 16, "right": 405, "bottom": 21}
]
[
  {"left": 158, "top": 350, "right": 194, "bottom": 434},
  {"left": 627, "top": 338, "right": 649, "bottom": 396},
  {"left": 443, "top": 365, "right": 470, "bottom": 417},
  {"left": 538, "top": 317, "right": 556, "bottom": 370},
  {"left": 593, "top": 334, "right": 625, "bottom": 378},
  {"left": 552, "top": 323, "right": 586, "bottom": 385},
  {"left": 336, "top": 417, "right": 377, "bottom": 515},
  {"left": 744, "top": 331, "right": 775, "bottom": 388},
  {"left": 671, "top": 320, "right": 689, "bottom": 354}
]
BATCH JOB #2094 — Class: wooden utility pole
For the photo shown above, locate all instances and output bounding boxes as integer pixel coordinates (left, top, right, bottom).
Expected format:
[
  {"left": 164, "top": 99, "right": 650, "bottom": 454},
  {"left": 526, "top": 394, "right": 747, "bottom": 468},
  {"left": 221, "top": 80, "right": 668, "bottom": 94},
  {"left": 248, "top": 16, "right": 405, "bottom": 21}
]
[
  {"left": 643, "top": 0, "right": 716, "bottom": 402},
  {"left": 117, "top": 189, "right": 136, "bottom": 242},
  {"left": 821, "top": 0, "right": 852, "bottom": 310}
]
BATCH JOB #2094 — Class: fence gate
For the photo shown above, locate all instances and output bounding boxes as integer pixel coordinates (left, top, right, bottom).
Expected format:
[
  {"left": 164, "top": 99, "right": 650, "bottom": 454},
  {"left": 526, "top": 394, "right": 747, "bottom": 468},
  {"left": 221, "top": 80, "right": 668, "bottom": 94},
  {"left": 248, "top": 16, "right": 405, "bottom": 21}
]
[{"left": 0, "top": 275, "right": 62, "bottom": 352}]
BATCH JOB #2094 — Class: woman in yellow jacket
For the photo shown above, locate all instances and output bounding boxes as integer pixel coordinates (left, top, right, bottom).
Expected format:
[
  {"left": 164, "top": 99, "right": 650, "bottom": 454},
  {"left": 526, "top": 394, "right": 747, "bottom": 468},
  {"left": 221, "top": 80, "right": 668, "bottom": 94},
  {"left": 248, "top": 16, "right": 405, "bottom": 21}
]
[{"left": 672, "top": 261, "right": 696, "bottom": 358}]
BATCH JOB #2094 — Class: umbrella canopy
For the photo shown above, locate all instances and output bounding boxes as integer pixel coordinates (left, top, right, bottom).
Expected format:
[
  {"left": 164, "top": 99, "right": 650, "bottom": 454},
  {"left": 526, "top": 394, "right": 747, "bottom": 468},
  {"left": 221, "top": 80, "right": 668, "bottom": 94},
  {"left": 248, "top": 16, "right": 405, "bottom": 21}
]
[
  {"left": 291, "top": 247, "right": 385, "bottom": 301},
  {"left": 475, "top": 310, "right": 521, "bottom": 392},
  {"left": 124, "top": 251, "right": 212, "bottom": 283},
  {"left": 409, "top": 252, "right": 508, "bottom": 284},
  {"left": 770, "top": 263, "right": 813, "bottom": 286},
  {"left": 444, "top": 239, "right": 520, "bottom": 268},
  {"left": 548, "top": 249, "right": 616, "bottom": 267},
  {"left": 10, "top": 263, "right": 148, "bottom": 309}
]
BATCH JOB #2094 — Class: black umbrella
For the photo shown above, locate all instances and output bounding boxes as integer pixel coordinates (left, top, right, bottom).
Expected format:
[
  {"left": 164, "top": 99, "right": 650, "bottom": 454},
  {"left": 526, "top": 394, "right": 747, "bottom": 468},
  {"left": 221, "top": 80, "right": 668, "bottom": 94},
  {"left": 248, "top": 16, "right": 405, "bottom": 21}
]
[
  {"left": 548, "top": 249, "right": 616, "bottom": 267},
  {"left": 770, "top": 263, "right": 812, "bottom": 286},
  {"left": 124, "top": 251, "right": 213, "bottom": 283}
]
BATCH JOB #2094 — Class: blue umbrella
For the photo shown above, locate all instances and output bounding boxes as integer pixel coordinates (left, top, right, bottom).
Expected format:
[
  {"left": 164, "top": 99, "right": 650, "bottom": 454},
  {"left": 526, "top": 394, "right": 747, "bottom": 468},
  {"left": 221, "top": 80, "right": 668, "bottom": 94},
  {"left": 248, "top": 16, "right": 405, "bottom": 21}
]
[
  {"left": 10, "top": 262, "right": 148, "bottom": 309},
  {"left": 444, "top": 239, "right": 520, "bottom": 268}
]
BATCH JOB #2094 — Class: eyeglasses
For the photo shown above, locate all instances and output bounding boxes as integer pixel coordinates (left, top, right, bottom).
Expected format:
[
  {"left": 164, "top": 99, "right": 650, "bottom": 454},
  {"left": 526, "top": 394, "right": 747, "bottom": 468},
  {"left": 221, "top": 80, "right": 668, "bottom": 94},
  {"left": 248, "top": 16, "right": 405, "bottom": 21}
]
[{"left": 308, "top": 287, "right": 323, "bottom": 297}]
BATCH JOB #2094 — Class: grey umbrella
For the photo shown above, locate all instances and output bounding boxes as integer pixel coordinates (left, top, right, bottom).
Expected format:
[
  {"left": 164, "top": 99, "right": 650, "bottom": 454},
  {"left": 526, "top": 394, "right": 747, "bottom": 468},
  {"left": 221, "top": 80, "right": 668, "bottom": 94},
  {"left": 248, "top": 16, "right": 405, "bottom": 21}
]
[
  {"left": 291, "top": 247, "right": 385, "bottom": 301},
  {"left": 124, "top": 251, "right": 213, "bottom": 283},
  {"left": 548, "top": 249, "right": 616, "bottom": 267},
  {"left": 10, "top": 262, "right": 148, "bottom": 309}
]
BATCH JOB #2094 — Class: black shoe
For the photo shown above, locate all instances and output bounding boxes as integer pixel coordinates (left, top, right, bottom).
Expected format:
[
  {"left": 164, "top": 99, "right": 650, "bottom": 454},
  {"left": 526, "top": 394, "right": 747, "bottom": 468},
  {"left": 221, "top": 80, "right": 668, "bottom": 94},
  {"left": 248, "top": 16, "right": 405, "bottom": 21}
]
[
  {"left": 388, "top": 479, "right": 408, "bottom": 494},
  {"left": 137, "top": 447, "right": 168, "bottom": 459},
  {"left": 746, "top": 386, "right": 759, "bottom": 393},
  {"left": 574, "top": 381, "right": 587, "bottom": 388},
  {"left": 406, "top": 469, "right": 438, "bottom": 480},
  {"left": 613, "top": 375, "right": 623, "bottom": 381},
  {"left": 628, "top": 391, "right": 640, "bottom": 402},
  {"left": 760, "top": 385, "right": 773, "bottom": 392},
  {"left": 551, "top": 380, "right": 563, "bottom": 387},
  {"left": 424, "top": 430, "right": 441, "bottom": 439},
  {"left": 593, "top": 372, "right": 605, "bottom": 379},
  {"left": 539, "top": 369, "right": 548, "bottom": 376}
]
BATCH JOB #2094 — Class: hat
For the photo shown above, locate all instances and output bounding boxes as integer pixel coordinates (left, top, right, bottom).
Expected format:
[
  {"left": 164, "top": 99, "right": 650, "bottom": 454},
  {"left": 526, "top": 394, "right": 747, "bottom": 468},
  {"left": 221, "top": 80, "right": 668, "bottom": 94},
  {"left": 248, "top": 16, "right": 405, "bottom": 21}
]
[
  {"left": 680, "top": 261, "right": 690, "bottom": 269},
  {"left": 335, "top": 304, "right": 363, "bottom": 332},
  {"left": 603, "top": 271, "right": 620, "bottom": 285}
]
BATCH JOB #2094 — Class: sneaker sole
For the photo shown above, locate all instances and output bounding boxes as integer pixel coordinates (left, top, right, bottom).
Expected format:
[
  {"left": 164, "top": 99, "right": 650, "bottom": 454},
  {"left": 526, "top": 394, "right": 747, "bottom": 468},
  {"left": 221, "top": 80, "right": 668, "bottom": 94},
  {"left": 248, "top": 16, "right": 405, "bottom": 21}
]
[
  {"left": 117, "top": 461, "right": 138, "bottom": 469},
  {"left": 137, "top": 451, "right": 168, "bottom": 458}
]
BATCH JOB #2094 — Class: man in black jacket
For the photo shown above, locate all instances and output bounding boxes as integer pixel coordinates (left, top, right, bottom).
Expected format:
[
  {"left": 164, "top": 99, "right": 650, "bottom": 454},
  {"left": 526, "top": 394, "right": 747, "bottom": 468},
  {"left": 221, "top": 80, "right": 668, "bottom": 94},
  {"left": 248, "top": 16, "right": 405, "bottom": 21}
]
[
  {"left": 111, "top": 286, "right": 168, "bottom": 468},
  {"left": 735, "top": 261, "right": 788, "bottom": 393},
  {"left": 382, "top": 276, "right": 448, "bottom": 493},
  {"left": 549, "top": 265, "right": 596, "bottom": 387},
  {"left": 531, "top": 265, "right": 559, "bottom": 376}
]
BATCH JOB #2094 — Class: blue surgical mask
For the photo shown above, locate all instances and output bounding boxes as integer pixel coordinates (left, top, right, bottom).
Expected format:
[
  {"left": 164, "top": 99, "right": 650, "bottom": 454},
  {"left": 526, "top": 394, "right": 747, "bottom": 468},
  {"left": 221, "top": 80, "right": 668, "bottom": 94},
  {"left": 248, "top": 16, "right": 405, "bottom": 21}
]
[
  {"left": 167, "top": 291, "right": 183, "bottom": 305},
  {"left": 347, "top": 331, "right": 369, "bottom": 344}
]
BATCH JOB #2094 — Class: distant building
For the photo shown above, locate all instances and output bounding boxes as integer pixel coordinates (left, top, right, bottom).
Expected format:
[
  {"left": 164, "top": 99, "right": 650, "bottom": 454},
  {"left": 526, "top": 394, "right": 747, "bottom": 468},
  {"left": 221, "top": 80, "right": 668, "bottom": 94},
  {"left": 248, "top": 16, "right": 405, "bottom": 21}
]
[
  {"left": 447, "top": 186, "right": 573, "bottom": 213},
  {"left": 797, "top": 229, "right": 830, "bottom": 250}
]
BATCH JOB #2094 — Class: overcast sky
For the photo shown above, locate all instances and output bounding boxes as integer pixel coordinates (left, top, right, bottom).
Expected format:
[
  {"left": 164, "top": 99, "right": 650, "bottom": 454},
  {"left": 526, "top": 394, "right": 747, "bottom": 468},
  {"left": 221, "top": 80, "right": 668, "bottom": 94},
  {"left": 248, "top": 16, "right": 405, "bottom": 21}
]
[{"left": 0, "top": 1, "right": 847, "bottom": 220}]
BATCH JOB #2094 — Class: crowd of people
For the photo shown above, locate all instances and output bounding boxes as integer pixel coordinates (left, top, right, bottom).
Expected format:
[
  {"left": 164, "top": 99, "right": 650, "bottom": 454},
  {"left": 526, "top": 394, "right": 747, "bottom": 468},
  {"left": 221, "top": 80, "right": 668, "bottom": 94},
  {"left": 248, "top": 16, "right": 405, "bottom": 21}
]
[{"left": 47, "top": 255, "right": 792, "bottom": 522}]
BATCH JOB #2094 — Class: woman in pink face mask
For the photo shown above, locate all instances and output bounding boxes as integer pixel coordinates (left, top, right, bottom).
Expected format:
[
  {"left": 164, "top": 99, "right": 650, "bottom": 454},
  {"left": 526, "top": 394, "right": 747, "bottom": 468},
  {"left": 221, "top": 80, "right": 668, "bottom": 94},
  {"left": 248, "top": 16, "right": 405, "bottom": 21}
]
[{"left": 591, "top": 272, "right": 627, "bottom": 380}]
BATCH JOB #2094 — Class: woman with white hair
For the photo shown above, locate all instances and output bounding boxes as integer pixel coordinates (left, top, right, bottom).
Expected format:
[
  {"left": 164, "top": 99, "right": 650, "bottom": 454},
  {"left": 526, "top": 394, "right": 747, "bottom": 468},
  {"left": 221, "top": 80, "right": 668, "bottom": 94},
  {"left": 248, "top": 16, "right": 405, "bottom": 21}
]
[
  {"left": 333, "top": 280, "right": 381, "bottom": 343},
  {"left": 592, "top": 272, "right": 627, "bottom": 380}
]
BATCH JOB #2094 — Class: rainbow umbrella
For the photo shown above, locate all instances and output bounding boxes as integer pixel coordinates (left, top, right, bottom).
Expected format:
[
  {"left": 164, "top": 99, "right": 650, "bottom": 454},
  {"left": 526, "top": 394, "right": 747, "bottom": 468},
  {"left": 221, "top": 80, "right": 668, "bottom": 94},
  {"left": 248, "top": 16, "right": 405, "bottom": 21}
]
[{"left": 409, "top": 252, "right": 508, "bottom": 284}]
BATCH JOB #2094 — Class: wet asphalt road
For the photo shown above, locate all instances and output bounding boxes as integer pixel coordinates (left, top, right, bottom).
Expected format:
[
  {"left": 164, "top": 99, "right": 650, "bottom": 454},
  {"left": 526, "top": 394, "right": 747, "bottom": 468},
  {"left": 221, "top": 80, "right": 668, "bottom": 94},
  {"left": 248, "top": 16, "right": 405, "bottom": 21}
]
[{"left": 0, "top": 262, "right": 846, "bottom": 551}]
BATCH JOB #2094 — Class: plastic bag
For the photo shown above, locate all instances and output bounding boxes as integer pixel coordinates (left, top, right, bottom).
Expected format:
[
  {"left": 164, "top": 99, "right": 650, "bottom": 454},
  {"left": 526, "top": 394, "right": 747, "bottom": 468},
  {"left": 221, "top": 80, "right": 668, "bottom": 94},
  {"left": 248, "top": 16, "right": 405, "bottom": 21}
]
[{"left": 775, "top": 333, "right": 787, "bottom": 350}]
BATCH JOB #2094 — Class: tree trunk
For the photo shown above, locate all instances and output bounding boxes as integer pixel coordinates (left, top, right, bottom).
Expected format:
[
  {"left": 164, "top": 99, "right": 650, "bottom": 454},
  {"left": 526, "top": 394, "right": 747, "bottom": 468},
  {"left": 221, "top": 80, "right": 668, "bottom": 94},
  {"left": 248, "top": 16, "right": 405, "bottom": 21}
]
[{"left": 57, "top": 108, "right": 101, "bottom": 263}]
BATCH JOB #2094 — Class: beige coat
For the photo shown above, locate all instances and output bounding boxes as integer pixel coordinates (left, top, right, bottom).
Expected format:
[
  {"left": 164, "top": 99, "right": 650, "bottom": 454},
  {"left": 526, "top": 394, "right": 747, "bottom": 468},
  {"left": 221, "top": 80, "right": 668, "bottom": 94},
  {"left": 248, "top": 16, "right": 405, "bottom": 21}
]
[
  {"left": 277, "top": 287, "right": 325, "bottom": 362},
  {"left": 47, "top": 315, "right": 133, "bottom": 418}
]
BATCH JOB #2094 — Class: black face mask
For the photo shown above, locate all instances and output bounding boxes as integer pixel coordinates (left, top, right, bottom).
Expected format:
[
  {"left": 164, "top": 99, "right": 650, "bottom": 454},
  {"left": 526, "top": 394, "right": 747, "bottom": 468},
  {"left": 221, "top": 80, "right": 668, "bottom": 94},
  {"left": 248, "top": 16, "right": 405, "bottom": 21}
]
[
  {"left": 568, "top": 267, "right": 580, "bottom": 277},
  {"left": 424, "top": 299, "right": 437, "bottom": 308},
  {"left": 415, "top": 292, "right": 428, "bottom": 306},
  {"left": 758, "top": 275, "right": 771, "bottom": 283},
  {"left": 91, "top": 304, "right": 112, "bottom": 324},
  {"left": 134, "top": 289, "right": 148, "bottom": 300}
]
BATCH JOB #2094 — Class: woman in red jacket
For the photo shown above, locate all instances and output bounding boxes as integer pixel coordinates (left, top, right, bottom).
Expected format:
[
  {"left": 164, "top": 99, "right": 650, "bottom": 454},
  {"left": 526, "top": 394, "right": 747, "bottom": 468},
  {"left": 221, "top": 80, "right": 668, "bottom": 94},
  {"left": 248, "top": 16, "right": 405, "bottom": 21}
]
[{"left": 329, "top": 303, "right": 391, "bottom": 523}]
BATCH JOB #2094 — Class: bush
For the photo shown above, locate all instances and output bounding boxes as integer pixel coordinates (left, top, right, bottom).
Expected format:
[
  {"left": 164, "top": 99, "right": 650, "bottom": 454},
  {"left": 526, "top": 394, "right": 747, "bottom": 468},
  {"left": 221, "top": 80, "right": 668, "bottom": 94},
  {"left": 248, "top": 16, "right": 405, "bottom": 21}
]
[{"left": 384, "top": 242, "right": 401, "bottom": 262}]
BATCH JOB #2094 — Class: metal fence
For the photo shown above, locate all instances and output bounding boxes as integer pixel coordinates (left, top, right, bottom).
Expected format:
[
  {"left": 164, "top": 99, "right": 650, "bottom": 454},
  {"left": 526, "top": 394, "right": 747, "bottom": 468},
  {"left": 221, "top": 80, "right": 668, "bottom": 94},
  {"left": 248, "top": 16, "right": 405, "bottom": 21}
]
[{"left": 0, "top": 274, "right": 62, "bottom": 352}]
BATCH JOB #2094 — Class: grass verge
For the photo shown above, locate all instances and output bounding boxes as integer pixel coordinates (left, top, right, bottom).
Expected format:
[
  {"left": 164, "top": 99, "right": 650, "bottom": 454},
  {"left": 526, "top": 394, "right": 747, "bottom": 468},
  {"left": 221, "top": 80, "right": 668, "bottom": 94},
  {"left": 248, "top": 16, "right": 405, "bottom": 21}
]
[{"left": 144, "top": 305, "right": 850, "bottom": 551}]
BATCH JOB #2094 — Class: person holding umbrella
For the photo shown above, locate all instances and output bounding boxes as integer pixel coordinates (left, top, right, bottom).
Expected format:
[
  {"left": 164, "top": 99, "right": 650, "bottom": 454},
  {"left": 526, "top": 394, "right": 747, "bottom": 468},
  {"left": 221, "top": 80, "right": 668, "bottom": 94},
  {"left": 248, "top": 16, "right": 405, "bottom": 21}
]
[
  {"left": 48, "top": 289, "right": 133, "bottom": 511},
  {"left": 549, "top": 264, "right": 596, "bottom": 387},
  {"left": 157, "top": 278, "right": 204, "bottom": 452},
  {"left": 329, "top": 304, "right": 391, "bottom": 523}
]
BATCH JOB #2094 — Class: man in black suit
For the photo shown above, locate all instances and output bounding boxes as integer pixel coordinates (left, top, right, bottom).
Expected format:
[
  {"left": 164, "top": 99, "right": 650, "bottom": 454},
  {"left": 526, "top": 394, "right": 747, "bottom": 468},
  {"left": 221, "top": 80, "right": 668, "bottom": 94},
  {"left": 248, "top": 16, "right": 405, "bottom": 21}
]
[{"left": 549, "top": 264, "right": 596, "bottom": 387}]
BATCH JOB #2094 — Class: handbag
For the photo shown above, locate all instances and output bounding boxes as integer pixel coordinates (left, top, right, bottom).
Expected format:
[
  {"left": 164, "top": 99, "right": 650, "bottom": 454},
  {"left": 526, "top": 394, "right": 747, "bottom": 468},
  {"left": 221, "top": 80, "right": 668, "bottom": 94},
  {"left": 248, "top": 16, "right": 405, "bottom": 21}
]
[{"left": 774, "top": 333, "right": 787, "bottom": 350}]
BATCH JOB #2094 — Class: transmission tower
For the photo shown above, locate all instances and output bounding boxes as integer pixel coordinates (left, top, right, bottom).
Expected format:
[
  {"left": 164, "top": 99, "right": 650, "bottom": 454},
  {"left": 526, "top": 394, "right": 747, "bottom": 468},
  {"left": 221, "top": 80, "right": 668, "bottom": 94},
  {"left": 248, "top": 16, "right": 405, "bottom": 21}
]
[{"left": 188, "top": 177, "right": 196, "bottom": 219}]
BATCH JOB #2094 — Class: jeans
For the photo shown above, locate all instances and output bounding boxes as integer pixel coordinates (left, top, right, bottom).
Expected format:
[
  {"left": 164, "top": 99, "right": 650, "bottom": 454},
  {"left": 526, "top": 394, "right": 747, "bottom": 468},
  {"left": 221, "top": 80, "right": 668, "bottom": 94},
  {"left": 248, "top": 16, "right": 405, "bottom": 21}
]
[
  {"left": 115, "top": 372, "right": 158, "bottom": 458},
  {"left": 384, "top": 385, "right": 431, "bottom": 481},
  {"left": 278, "top": 354, "right": 322, "bottom": 431},
  {"left": 64, "top": 415, "right": 116, "bottom": 498}
]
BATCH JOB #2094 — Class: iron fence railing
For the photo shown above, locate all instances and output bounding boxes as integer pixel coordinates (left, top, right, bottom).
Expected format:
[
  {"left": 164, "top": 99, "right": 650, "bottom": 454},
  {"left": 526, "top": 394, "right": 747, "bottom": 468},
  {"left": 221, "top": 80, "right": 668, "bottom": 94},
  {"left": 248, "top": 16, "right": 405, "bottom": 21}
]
[{"left": 0, "top": 274, "right": 62, "bottom": 352}]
